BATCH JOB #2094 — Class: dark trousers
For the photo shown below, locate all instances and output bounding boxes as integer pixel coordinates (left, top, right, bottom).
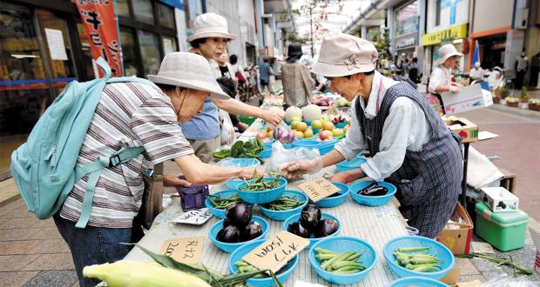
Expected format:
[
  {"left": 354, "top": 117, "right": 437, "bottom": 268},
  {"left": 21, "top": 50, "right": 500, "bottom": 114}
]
[
  {"left": 515, "top": 70, "right": 526, "bottom": 89},
  {"left": 530, "top": 67, "right": 539, "bottom": 88}
]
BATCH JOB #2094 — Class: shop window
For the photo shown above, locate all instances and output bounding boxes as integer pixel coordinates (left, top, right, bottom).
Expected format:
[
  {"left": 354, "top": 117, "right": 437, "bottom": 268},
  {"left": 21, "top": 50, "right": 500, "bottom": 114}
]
[
  {"left": 162, "top": 36, "right": 176, "bottom": 55},
  {"left": 395, "top": 1, "right": 419, "bottom": 37},
  {"left": 116, "top": 0, "right": 131, "bottom": 17},
  {"left": 133, "top": 0, "right": 154, "bottom": 24},
  {"left": 120, "top": 28, "right": 140, "bottom": 76},
  {"left": 137, "top": 30, "right": 161, "bottom": 76},
  {"left": 435, "top": 0, "right": 441, "bottom": 26},
  {"left": 158, "top": 3, "right": 175, "bottom": 29},
  {"left": 77, "top": 23, "right": 94, "bottom": 80}
]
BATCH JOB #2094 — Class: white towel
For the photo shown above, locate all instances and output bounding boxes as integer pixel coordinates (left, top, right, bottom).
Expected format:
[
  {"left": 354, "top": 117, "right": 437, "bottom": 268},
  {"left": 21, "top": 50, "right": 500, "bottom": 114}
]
[{"left": 466, "top": 146, "right": 504, "bottom": 189}]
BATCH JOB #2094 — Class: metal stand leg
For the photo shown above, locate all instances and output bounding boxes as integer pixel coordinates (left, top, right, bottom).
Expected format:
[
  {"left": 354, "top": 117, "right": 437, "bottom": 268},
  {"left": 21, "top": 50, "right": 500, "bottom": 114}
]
[{"left": 461, "top": 143, "right": 470, "bottom": 208}]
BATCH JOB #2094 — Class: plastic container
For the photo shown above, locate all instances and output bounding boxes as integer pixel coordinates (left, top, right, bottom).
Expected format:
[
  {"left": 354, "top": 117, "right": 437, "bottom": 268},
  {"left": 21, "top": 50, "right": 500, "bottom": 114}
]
[
  {"left": 282, "top": 212, "right": 341, "bottom": 248},
  {"left": 263, "top": 138, "right": 275, "bottom": 149},
  {"left": 238, "top": 177, "right": 287, "bottom": 204},
  {"left": 292, "top": 140, "right": 320, "bottom": 150},
  {"left": 308, "top": 236, "right": 377, "bottom": 285},
  {"left": 205, "top": 189, "right": 241, "bottom": 219},
  {"left": 475, "top": 202, "right": 529, "bottom": 251},
  {"left": 318, "top": 140, "right": 338, "bottom": 155},
  {"left": 334, "top": 121, "right": 347, "bottom": 129},
  {"left": 335, "top": 157, "right": 367, "bottom": 173},
  {"left": 228, "top": 239, "right": 299, "bottom": 287},
  {"left": 219, "top": 158, "right": 261, "bottom": 168},
  {"left": 349, "top": 181, "right": 397, "bottom": 207},
  {"left": 315, "top": 182, "right": 350, "bottom": 208},
  {"left": 383, "top": 236, "right": 454, "bottom": 279},
  {"left": 225, "top": 179, "right": 243, "bottom": 190},
  {"left": 176, "top": 176, "right": 209, "bottom": 211},
  {"left": 238, "top": 116, "right": 256, "bottom": 125},
  {"left": 259, "top": 148, "right": 272, "bottom": 159},
  {"left": 388, "top": 277, "right": 448, "bottom": 287},
  {"left": 259, "top": 190, "right": 308, "bottom": 221},
  {"left": 209, "top": 216, "right": 269, "bottom": 253}
]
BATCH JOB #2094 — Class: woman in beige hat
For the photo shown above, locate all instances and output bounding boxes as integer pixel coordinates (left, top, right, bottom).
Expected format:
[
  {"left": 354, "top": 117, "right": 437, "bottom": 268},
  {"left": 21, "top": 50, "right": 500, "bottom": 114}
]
[
  {"left": 428, "top": 43, "right": 464, "bottom": 113},
  {"left": 55, "top": 52, "right": 262, "bottom": 287},
  {"left": 181, "top": 13, "right": 283, "bottom": 162},
  {"left": 283, "top": 34, "right": 463, "bottom": 239}
]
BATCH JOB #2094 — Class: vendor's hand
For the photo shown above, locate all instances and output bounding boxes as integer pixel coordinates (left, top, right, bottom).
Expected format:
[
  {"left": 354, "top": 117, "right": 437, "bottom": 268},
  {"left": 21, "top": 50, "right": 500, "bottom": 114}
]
[
  {"left": 449, "top": 86, "right": 461, "bottom": 93},
  {"left": 328, "top": 171, "right": 356, "bottom": 184},
  {"left": 261, "top": 110, "right": 284, "bottom": 127},
  {"left": 281, "top": 158, "right": 323, "bottom": 179},
  {"left": 163, "top": 173, "right": 192, "bottom": 187},
  {"left": 239, "top": 167, "right": 265, "bottom": 179}
]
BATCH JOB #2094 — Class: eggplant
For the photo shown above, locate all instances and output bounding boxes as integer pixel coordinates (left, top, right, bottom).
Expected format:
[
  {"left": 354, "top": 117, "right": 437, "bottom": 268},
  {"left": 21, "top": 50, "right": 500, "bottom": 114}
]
[
  {"left": 225, "top": 204, "right": 252, "bottom": 228},
  {"left": 216, "top": 225, "right": 241, "bottom": 243},
  {"left": 241, "top": 221, "right": 263, "bottom": 241},
  {"left": 359, "top": 182, "right": 379, "bottom": 194},
  {"left": 313, "top": 218, "right": 339, "bottom": 238},
  {"left": 300, "top": 204, "right": 321, "bottom": 231},
  {"left": 358, "top": 186, "right": 388, "bottom": 196},
  {"left": 223, "top": 217, "right": 231, "bottom": 228},
  {"left": 287, "top": 221, "right": 310, "bottom": 238}
]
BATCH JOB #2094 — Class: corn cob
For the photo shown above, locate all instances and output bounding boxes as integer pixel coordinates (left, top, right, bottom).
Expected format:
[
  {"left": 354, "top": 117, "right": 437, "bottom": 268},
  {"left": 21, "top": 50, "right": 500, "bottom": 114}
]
[{"left": 83, "top": 260, "right": 212, "bottom": 287}]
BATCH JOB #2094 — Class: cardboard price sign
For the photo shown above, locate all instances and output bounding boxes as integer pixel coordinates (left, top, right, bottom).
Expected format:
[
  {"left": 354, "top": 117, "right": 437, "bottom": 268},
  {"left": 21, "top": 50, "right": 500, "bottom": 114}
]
[
  {"left": 298, "top": 178, "right": 340, "bottom": 202},
  {"left": 242, "top": 231, "right": 310, "bottom": 273},
  {"left": 158, "top": 237, "right": 205, "bottom": 264}
]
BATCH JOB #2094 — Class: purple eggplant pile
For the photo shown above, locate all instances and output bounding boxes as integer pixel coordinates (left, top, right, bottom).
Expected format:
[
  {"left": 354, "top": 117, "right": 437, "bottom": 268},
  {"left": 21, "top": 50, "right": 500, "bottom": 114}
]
[
  {"left": 287, "top": 204, "right": 339, "bottom": 238},
  {"left": 357, "top": 182, "right": 388, "bottom": 196},
  {"left": 217, "top": 204, "right": 262, "bottom": 243}
]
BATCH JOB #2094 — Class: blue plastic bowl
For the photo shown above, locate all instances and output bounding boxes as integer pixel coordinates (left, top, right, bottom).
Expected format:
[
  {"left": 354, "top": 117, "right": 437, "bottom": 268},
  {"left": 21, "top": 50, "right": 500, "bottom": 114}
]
[
  {"left": 383, "top": 236, "right": 455, "bottom": 279},
  {"left": 335, "top": 121, "right": 347, "bottom": 128},
  {"left": 209, "top": 216, "right": 269, "bottom": 253},
  {"left": 263, "top": 138, "right": 275, "bottom": 149},
  {"left": 389, "top": 277, "right": 449, "bottom": 287},
  {"left": 259, "top": 190, "right": 308, "bottom": 221},
  {"left": 282, "top": 212, "right": 341, "bottom": 249},
  {"left": 315, "top": 182, "right": 350, "bottom": 208},
  {"left": 259, "top": 148, "right": 272, "bottom": 159},
  {"left": 228, "top": 239, "right": 299, "bottom": 287},
  {"left": 219, "top": 158, "right": 261, "bottom": 168},
  {"left": 282, "top": 143, "right": 293, "bottom": 149},
  {"left": 335, "top": 157, "right": 367, "bottom": 173},
  {"left": 225, "top": 179, "right": 243, "bottom": 190},
  {"left": 312, "top": 127, "right": 321, "bottom": 134},
  {"left": 349, "top": 181, "right": 397, "bottom": 207},
  {"left": 309, "top": 236, "right": 377, "bottom": 285},
  {"left": 238, "top": 177, "right": 287, "bottom": 204},
  {"left": 318, "top": 140, "right": 338, "bottom": 155},
  {"left": 292, "top": 140, "right": 320, "bottom": 150},
  {"left": 205, "top": 189, "right": 241, "bottom": 219}
]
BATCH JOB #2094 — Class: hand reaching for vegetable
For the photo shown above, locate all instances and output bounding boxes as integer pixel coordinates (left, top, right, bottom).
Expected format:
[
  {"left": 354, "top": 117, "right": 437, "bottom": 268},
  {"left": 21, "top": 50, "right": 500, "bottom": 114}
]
[
  {"left": 239, "top": 167, "right": 265, "bottom": 180},
  {"left": 261, "top": 110, "right": 283, "bottom": 127},
  {"left": 163, "top": 174, "right": 192, "bottom": 187},
  {"left": 281, "top": 158, "right": 323, "bottom": 179}
]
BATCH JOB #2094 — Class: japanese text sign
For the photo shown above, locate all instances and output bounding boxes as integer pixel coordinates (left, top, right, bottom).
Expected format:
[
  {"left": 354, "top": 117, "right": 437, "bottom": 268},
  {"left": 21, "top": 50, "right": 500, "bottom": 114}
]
[
  {"left": 298, "top": 178, "right": 340, "bottom": 202},
  {"left": 158, "top": 237, "right": 205, "bottom": 264},
  {"left": 75, "top": 0, "right": 123, "bottom": 76},
  {"left": 242, "top": 231, "right": 310, "bottom": 273}
]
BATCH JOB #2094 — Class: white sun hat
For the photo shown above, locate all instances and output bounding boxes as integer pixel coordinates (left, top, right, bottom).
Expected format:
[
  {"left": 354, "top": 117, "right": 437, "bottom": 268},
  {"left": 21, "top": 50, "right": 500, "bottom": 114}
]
[
  {"left": 438, "top": 44, "right": 463, "bottom": 66},
  {"left": 187, "top": 13, "right": 237, "bottom": 43},
  {"left": 148, "top": 52, "right": 229, "bottom": 100}
]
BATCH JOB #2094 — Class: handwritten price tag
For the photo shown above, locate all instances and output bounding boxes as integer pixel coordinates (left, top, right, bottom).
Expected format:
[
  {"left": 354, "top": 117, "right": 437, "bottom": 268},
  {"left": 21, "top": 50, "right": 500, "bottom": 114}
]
[
  {"left": 242, "top": 231, "right": 310, "bottom": 273},
  {"left": 158, "top": 237, "right": 205, "bottom": 264},
  {"left": 298, "top": 178, "right": 340, "bottom": 202},
  {"left": 173, "top": 208, "right": 213, "bottom": 225}
]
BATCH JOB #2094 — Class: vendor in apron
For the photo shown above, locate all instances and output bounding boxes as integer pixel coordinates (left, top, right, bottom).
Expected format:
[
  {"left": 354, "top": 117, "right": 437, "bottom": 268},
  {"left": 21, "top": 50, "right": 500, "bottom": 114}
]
[
  {"left": 428, "top": 44, "right": 464, "bottom": 114},
  {"left": 282, "top": 34, "right": 463, "bottom": 238}
]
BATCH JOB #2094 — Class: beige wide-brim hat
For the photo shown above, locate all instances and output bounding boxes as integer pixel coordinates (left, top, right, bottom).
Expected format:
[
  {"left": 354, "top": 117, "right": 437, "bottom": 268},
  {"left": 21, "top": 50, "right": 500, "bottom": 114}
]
[
  {"left": 187, "top": 13, "right": 237, "bottom": 43},
  {"left": 311, "top": 33, "right": 378, "bottom": 77},
  {"left": 438, "top": 44, "right": 463, "bottom": 66},
  {"left": 148, "top": 52, "right": 229, "bottom": 100}
]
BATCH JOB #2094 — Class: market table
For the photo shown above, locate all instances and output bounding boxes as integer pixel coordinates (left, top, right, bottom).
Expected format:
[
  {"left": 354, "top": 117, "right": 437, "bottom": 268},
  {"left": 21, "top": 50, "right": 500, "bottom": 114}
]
[{"left": 122, "top": 120, "right": 409, "bottom": 286}]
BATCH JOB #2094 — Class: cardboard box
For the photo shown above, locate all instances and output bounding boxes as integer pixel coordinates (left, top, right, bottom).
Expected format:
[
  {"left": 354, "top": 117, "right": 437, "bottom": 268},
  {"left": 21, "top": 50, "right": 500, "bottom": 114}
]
[
  {"left": 443, "top": 116, "right": 479, "bottom": 143},
  {"left": 442, "top": 83, "right": 492, "bottom": 115},
  {"left": 440, "top": 267, "right": 461, "bottom": 286},
  {"left": 481, "top": 186, "right": 519, "bottom": 213},
  {"left": 436, "top": 203, "right": 474, "bottom": 255}
]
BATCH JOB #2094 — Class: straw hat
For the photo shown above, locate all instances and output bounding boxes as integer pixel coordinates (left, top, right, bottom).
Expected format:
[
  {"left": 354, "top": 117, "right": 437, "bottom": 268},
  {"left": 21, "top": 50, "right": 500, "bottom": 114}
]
[
  {"left": 148, "top": 52, "right": 229, "bottom": 100},
  {"left": 311, "top": 33, "right": 378, "bottom": 77},
  {"left": 187, "top": 13, "right": 237, "bottom": 43},
  {"left": 438, "top": 44, "right": 463, "bottom": 66}
]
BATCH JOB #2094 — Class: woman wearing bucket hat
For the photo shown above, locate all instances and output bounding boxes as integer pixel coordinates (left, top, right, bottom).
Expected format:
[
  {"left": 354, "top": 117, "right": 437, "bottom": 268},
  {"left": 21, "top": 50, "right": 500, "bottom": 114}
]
[
  {"left": 428, "top": 43, "right": 464, "bottom": 113},
  {"left": 281, "top": 42, "right": 316, "bottom": 107},
  {"left": 180, "top": 13, "right": 283, "bottom": 162},
  {"left": 55, "top": 52, "right": 262, "bottom": 287},
  {"left": 283, "top": 34, "right": 463, "bottom": 238}
]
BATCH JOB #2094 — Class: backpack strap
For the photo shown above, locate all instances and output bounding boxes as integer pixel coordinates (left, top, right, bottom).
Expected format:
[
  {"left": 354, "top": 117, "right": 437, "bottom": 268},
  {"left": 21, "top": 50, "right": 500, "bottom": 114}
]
[{"left": 74, "top": 146, "right": 145, "bottom": 228}]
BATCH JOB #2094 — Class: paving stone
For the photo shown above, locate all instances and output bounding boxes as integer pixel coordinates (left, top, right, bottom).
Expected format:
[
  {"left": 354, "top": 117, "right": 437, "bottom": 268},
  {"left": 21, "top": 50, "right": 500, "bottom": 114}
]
[
  {"left": 0, "top": 218, "right": 40, "bottom": 230},
  {"left": 30, "top": 219, "right": 56, "bottom": 229},
  {"left": 455, "top": 257, "right": 481, "bottom": 276},
  {"left": 457, "top": 274, "right": 486, "bottom": 283},
  {"left": 21, "top": 271, "right": 78, "bottom": 287},
  {"left": 27, "top": 228, "right": 62, "bottom": 240},
  {"left": 0, "top": 271, "right": 39, "bottom": 287},
  {"left": 23, "top": 254, "right": 74, "bottom": 271},
  {"left": 71, "top": 281, "right": 79, "bottom": 287},
  {"left": 0, "top": 228, "right": 40, "bottom": 242},
  {"left": 26, "top": 239, "right": 70, "bottom": 254},
  {"left": 1, "top": 209, "right": 36, "bottom": 219},
  {"left": 0, "top": 240, "right": 40, "bottom": 255},
  {"left": 0, "top": 255, "right": 40, "bottom": 271}
]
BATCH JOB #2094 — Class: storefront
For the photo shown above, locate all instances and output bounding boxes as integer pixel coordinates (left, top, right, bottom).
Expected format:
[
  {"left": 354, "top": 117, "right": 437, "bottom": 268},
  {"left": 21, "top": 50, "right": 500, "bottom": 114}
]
[
  {"left": 393, "top": 0, "right": 419, "bottom": 61},
  {"left": 421, "top": 23, "right": 468, "bottom": 74}
]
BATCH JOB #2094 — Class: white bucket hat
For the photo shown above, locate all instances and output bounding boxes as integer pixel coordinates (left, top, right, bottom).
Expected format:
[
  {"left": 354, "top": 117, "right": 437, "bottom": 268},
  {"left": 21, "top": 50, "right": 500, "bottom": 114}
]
[
  {"left": 187, "top": 13, "right": 237, "bottom": 43},
  {"left": 438, "top": 44, "right": 463, "bottom": 66},
  {"left": 311, "top": 33, "right": 378, "bottom": 77},
  {"left": 148, "top": 52, "right": 229, "bottom": 100}
]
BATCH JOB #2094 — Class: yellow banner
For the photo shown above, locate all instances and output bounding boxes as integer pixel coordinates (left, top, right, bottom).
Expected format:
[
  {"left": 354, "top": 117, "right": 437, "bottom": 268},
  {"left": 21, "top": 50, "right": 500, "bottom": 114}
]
[{"left": 422, "top": 24, "right": 468, "bottom": 46}]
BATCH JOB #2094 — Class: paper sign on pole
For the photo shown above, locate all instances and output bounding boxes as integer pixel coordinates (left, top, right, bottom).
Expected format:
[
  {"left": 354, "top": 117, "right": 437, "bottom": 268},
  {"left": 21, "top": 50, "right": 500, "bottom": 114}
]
[
  {"left": 158, "top": 237, "right": 205, "bottom": 264},
  {"left": 44, "top": 29, "right": 68, "bottom": 61},
  {"left": 242, "top": 231, "right": 310, "bottom": 273},
  {"left": 298, "top": 178, "right": 340, "bottom": 202}
]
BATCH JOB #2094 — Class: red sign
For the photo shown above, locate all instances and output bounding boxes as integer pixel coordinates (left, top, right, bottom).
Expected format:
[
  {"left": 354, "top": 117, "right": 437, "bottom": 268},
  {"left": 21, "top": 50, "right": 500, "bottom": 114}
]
[{"left": 75, "top": 0, "right": 123, "bottom": 77}]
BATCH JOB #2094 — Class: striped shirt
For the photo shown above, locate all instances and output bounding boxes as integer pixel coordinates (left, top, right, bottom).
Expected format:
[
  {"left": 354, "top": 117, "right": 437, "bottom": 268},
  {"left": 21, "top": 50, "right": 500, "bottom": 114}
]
[{"left": 59, "top": 82, "right": 193, "bottom": 228}]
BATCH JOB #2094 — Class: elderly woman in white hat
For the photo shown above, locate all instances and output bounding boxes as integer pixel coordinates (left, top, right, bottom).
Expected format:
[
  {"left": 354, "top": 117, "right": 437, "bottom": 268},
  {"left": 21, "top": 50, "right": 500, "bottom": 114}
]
[
  {"left": 283, "top": 34, "right": 463, "bottom": 239},
  {"left": 55, "top": 52, "right": 262, "bottom": 287},
  {"left": 428, "top": 44, "right": 464, "bottom": 112},
  {"left": 180, "top": 13, "right": 283, "bottom": 162}
]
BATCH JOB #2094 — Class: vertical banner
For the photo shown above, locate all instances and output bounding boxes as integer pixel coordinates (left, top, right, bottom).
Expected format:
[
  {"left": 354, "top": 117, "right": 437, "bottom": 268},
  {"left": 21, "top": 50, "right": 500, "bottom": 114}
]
[{"left": 75, "top": 0, "right": 123, "bottom": 77}]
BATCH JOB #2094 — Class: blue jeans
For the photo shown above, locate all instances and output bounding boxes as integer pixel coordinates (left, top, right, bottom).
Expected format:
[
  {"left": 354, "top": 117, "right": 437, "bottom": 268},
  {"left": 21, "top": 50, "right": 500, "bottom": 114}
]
[{"left": 54, "top": 214, "right": 131, "bottom": 287}]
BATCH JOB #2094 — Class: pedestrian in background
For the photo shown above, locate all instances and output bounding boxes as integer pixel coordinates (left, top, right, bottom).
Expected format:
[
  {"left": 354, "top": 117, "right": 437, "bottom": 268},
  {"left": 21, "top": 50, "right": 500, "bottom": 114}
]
[
  {"left": 408, "top": 57, "right": 421, "bottom": 84},
  {"left": 514, "top": 52, "right": 528, "bottom": 90},
  {"left": 259, "top": 57, "right": 272, "bottom": 94},
  {"left": 469, "top": 62, "right": 485, "bottom": 82},
  {"left": 530, "top": 52, "right": 540, "bottom": 88},
  {"left": 281, "top": 42, "right": 315, "bottom": 107}
]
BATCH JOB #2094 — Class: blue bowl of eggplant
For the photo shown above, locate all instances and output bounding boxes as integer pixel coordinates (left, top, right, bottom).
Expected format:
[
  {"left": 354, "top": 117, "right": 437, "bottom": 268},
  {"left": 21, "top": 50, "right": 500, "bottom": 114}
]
[
  {"left": 349, "top": 181, "right": 397, "bottom": 207},
  {"left": 282, "top": 205, "right": 341, "bottom": 249},
  {"left": 315, "top": 182, "right": 350, "bottom": 208}
]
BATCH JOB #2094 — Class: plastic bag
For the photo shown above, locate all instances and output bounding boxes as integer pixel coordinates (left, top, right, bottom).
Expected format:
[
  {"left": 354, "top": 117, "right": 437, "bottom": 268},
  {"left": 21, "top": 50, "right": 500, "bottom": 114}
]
[{"left": 267, "top": 141, "right": 322, "bottom": 175}]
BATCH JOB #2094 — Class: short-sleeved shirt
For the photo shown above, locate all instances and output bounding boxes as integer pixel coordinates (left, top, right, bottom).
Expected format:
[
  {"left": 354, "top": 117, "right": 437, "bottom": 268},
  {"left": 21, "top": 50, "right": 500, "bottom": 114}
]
[
  {"left": 59, "top": 82, "right": 194, "bottom": 228},
  {"left": 178, "top": 98, "right": 220, "bottom": 141},
  {"left": 428, "top": 66, "right": 451, "bottom": 94}
]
